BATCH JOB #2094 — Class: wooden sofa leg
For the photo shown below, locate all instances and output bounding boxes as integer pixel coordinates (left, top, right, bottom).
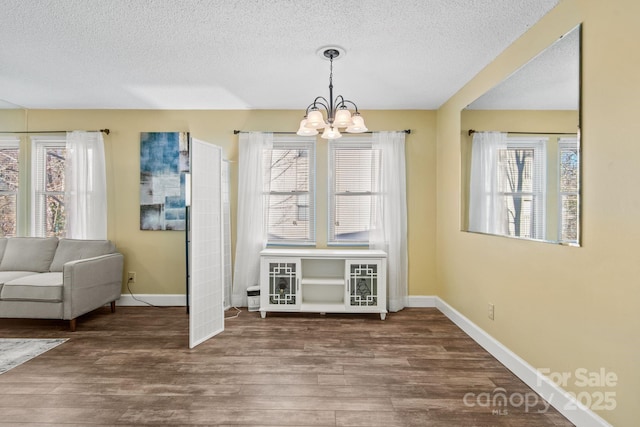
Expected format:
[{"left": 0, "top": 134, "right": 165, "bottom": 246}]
[
  {"left": 110, "top": 301, "right": 116, "bottom": 313},
  {"left": 69, "top": 318, "right": 77, "bottom": 332}
]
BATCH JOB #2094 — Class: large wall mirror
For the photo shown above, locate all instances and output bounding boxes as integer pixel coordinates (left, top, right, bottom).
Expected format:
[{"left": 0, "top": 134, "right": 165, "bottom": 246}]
[{"left": 461, "top": 24, "right": 581, "bottom": 246}]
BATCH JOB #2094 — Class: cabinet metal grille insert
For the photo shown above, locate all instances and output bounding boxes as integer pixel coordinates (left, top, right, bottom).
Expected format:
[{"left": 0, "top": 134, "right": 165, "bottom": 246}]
[
  {"left": 269, "top": 262, "right": 297, "bottom": 305},
  {"left": 349, "top": 264, "right": 377, "bottom": 306}
]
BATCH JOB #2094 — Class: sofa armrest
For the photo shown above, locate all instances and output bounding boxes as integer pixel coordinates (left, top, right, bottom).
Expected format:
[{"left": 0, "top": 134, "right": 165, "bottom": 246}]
[{"left": 62, "top": 253, "right": 124, "bottom": 320}]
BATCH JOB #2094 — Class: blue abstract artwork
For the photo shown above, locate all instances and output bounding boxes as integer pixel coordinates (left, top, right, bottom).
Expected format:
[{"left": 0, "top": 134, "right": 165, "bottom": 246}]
[{"left": 140, "top": 132, "right": 190, "bottom": 230}]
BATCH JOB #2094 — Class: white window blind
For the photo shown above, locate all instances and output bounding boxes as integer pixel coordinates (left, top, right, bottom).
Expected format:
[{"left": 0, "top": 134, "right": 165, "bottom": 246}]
[
  {"left": 329, "top": 137, "right": 381, "bottom": 244},
  {"left": 0, "top": 138, "right": 20, "bottom": 237},
  {"left": 497, "top": 137, "right": 546, "bottom": 240},
  {"left": 558, "top": 137, "right": 579, "bottom": 243},
  {"left": 31, "top": 136, "right": 66, "bottom": 237},
  {"left": 263, "top": 136, "right": 315, "bottom": 244}
]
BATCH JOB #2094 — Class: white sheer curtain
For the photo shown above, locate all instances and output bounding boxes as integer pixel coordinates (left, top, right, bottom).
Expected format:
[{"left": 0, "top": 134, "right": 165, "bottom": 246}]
[
  {"left": 370, "top": 131, "right": 408, "bottom": 312},
  {"left": 232, "top": 132, "right": 273, "bottom": 307},
  {"left": 468, "top": 131, "right": 508, "bottom": 235},
  {"left": 65, "top": 131, "right": 107, "bottom": 239}
]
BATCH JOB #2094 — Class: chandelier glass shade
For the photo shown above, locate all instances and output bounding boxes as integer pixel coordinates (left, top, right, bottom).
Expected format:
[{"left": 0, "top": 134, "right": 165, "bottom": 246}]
[{"left": 297, "top": 47, "right": 367, "bottom": 139}]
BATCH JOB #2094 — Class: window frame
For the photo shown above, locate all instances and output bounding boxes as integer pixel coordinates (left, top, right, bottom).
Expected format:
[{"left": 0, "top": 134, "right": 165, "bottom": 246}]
[
  {"left": 31, "top": 135, "right": 67, "bottom": 238},
  {"left": 264, "top": 135, "right": 316, "bottom": 246},
  {"left": 498, "top": 137, "right": 547, "bottom": 240},
  {"left": 0, "top": 137, "right": 21, "bottom": 237},
  {"left": 557, "top": 137, "right": 579, "bottom": 244},
  {"left": 328, "top": 136, "right": 380, "bottom": 246}
]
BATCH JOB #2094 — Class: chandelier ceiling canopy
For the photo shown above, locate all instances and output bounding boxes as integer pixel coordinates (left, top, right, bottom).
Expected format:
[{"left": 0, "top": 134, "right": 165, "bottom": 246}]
[{"left": 297, "top": 46, "right": 367, "bottom": 139}]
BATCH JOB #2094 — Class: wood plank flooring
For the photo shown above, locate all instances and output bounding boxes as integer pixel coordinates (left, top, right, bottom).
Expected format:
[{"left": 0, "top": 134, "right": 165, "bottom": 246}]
[{"left": 0, "top": 307, "right": 573, "bottom": 426}]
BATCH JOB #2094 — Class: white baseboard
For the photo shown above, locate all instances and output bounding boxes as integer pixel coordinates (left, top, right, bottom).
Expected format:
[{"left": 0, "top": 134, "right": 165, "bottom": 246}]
[
  {"left": 406, "top": 295, "right": 437, "bottom": 307},
  {"left": 116, "top": 294, "right": 186, "bottom": 307},
  {"left": 119, "top": 294, "right": 435, "bottom": 308},
  {"left": 430, "top": 296, "right": 613, "bottom": 427}
]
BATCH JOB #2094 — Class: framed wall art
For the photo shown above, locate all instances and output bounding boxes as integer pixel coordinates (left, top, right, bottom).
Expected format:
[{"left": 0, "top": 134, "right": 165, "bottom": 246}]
[{"left": 140, "top": 131, "right": 190, "bottom": 230}]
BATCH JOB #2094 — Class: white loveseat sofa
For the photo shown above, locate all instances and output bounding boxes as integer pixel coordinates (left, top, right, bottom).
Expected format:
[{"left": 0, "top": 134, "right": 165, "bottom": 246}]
[{"left": 0, "top": 237, "right": 123, "bottom": 331}]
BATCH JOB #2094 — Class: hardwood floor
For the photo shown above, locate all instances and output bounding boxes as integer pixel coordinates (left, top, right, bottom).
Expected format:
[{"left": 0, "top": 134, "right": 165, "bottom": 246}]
[{"left": 0, "top": 307, "right": 573, "bottom": 426}]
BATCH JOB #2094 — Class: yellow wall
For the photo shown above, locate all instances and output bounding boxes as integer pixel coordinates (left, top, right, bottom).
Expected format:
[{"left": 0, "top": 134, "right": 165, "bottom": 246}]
[
  {"left": 437, "top": 0, "right": 639, "bottom": 425},
  {"left": 0, "top": 109, "right": 437, "bottom": 297}
]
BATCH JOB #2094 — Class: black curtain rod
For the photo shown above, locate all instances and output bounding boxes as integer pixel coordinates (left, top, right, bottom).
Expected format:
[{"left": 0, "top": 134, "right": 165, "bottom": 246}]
[
  {"left": 0, "top": 129, "right": 110, "bottom": 135},
  {"left": 467, "top": 129, "right": 576, "bottom": 136},
  {"left": 234, "top": 129, "right": 411, "bottom": 135}
]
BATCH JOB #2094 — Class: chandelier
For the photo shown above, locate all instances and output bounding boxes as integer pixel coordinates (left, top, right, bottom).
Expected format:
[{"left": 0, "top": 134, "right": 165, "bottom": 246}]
[{"left": 296, "top": 47, "right": 368, "bottom": 139}]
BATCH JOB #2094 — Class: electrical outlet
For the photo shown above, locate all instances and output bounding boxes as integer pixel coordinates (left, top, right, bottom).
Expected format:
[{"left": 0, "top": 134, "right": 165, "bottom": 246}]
[
  {"left": 488, "top": 303, "right": 495, "bottom": 320},
  {"left": 127, "top": 272, "right": 136, "bottom": 283}
]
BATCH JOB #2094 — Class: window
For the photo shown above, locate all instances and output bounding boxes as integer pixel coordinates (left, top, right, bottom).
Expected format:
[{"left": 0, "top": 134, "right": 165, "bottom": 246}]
[
  {"left": 329, "top": 136, "right": 381, "bottom": 244},
  {"left": 0, "top": 138, "right": 20, "bottom": 237},
  {"left": 263, "top": 136, "right": 315, "bottom": 244},
  {"left": 497, "top": 137, "right": 546, "bottom": 239},
  {"left": 558, "top": 137, "right": 579, "bottom": 243},
  {"left": 32, "top": 136, "right": 67, "bottom": 237}
]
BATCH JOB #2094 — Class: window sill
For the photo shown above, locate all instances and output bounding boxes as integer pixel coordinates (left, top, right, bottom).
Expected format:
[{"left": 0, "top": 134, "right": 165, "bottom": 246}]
[
  {"left": 266, "top": 242, "right": 317, "bottom": 248},
  {"left": 327, "top": 242, "right": 370, "bottom": 248}
]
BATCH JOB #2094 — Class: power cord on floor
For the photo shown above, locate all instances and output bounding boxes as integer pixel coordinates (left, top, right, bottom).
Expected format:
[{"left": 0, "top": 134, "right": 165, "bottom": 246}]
[
  {"left": 127, "top": 278, "right": 243, "bottom": 316},
  {"left": 225, "top": 306, "right": 242, "bottom": 319},
  {"left": 127, "top": 278, "right": 166, "bottom": 308}
]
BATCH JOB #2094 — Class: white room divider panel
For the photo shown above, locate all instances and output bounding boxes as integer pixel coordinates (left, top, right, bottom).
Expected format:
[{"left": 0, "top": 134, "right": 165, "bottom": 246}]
[
  {"left": 222, "top": 160, "right": 232, "bottom": 309},
  {"left": 189, "top": 139, "right": 224, "bottom": 348}
]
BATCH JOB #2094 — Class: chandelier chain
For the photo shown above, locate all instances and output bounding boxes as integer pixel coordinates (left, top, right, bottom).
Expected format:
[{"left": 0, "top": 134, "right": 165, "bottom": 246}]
[{"left": 329, "top": 55, "right": 333, "bottom": 89}]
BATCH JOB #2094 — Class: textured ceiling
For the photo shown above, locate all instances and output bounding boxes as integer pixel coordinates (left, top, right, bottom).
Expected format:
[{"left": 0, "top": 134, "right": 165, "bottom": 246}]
[
  {"left": 0, "top": 0, "right": 560, "bottom": 110},
  {"left": 467, "top": 24, "right": 579, "bottom": 110}
]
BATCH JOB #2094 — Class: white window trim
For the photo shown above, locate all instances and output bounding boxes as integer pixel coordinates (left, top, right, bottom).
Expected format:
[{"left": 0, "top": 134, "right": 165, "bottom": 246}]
[
  {"left": 265, "top": 135, "right": 316, "bottom": 246},
  {"left": 502, "top": 137, "right": 547, "bottom": 240},
  {"left": 31, "top": 135, "right": 66, "bottom": 237},
  {"left": 0, "top": 137, "right": 21, "bottom": 237},
  {"left": 557, "top": 137, "right": 579, "bottom": 244},
  {"left": 328, "top": 136, "right": 378, "bottom": 246}
]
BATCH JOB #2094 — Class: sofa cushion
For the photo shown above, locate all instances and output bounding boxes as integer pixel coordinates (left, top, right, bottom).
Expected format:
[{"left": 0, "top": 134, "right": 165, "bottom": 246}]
[
  {"left": 0, "top": 237, "right": 7, "bottom": 261},
  {"left": 49, "top": 239, "right": 116, "bottom": 272},
  {"left": 0, "top": 271, "right": 37, "bottom": 285},
  {"left": 0, "top": 237, "right": 59, "bottom": 272},
  {"left": 0, "top": 271, "right": 37, "bottom": 296},
  {"left": 0, "top": 272, "right": 64, "bottom": 302}
]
